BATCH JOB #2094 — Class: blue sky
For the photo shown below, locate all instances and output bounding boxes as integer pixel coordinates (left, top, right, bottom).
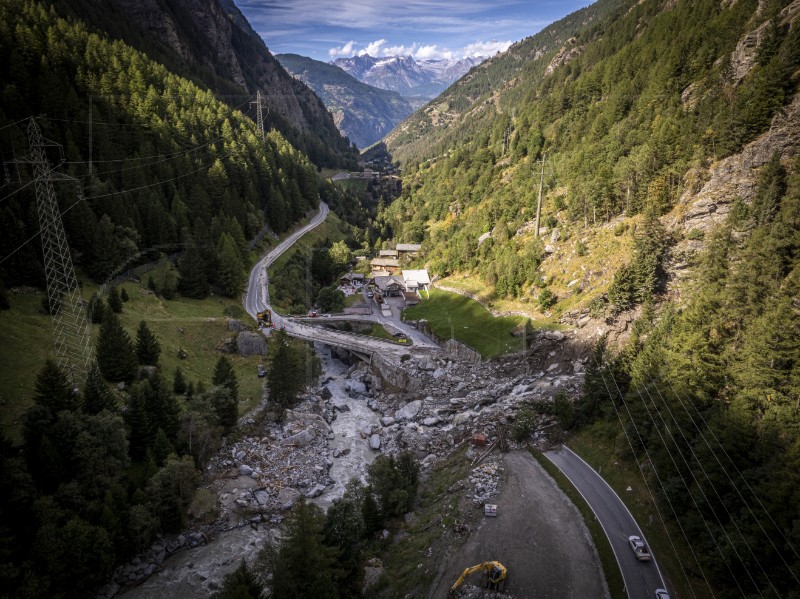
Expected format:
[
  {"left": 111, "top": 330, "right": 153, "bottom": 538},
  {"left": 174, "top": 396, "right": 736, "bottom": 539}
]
[{"left": 232, "top": 0, "right": 595, "bottom": 62}]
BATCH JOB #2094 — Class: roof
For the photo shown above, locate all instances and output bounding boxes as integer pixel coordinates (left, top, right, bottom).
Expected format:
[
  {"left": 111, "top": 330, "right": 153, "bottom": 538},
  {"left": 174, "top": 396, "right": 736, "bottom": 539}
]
[
  {"left": 371, "top": 258, "right": 400, "bottom": 268},
  {"left": 373, "top": 275, "right": 404, "bottom": 291},
  {"left": 396, "top": 243, "right": 421, "bottom": 252},
  {"left": 402, "top": 269, "right": 430, "bottom": 285},
  {"left": 379, "top": 249, "right": 399, "bottom": 257}
]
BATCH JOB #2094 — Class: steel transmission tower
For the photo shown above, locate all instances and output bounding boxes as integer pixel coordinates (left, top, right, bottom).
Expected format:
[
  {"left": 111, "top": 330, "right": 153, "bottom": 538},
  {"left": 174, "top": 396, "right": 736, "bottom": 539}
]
[
  {"left": 27, "top": 118, "right": 93, "bottom": 383},
  {"left": 251, "top": 90, "right": 265, "bottom": 141}
]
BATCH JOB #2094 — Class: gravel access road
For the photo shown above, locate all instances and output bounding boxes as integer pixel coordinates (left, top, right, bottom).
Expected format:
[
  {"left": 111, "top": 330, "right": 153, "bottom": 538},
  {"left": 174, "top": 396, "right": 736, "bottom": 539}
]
[{"left": 429, "top": 451, "right": 609, "bottom": 599}]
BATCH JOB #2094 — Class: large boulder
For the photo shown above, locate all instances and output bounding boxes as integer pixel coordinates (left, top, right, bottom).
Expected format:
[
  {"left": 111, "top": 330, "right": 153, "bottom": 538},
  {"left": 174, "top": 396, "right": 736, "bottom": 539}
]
[
  {"left": 395, "top": 400, "right": 422, "bottom": 421},
  {"left": 236, "top": 331, "right": 268, "bottom": 356},
  {"left": 280, "top": 428, "right": 316, "bottom": 446},
  {"left": 277, "top": 487, "right": 301, "bottom": 510}
]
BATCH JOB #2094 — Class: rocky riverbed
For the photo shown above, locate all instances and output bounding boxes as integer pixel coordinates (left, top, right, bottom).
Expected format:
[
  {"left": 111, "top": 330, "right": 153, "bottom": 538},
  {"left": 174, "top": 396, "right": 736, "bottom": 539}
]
[{"left": 109, "top": 329, "right": 586, "bottom": 598}]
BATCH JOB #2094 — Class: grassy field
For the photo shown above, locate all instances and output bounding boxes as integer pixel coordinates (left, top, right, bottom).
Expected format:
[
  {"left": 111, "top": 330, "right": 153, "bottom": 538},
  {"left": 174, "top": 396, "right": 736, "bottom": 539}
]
[
  {"left": 0, "top": 275, "right": 267, "bottom": 444},
  {"left": 402, "top": 288, "right": 541, "bottom": 358},
  {"left": 568, "top": 424, "right": 712, "bottom": 599}
]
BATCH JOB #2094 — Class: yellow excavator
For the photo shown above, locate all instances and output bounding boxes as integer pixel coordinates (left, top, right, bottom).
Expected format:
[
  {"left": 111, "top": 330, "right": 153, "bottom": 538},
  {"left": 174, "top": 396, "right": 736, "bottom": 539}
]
[
  {"left": 256, "top": 309, "right": 271, "bottom": 328},
  {"left": 449, "top": 561, "right": 507, "bottom": 597}
]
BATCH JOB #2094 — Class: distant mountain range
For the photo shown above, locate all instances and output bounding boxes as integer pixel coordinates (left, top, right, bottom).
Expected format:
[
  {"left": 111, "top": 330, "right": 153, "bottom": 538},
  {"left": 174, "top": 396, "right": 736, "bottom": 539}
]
[
  {"left": 332, "top": 54, "right": 485, "bottom": 99},
  {"left": 276, "top": 54, "right": 420, "bottom": 150}
]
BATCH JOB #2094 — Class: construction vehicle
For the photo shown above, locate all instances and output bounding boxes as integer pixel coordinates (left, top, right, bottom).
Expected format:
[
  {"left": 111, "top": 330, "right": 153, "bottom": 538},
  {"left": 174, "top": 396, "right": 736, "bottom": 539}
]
[
  {"left": 449, "top": 561, "right": 507, "bottom": 597},
  {"left": 256, "top": 309, "right": 271, "bottom": 328}
]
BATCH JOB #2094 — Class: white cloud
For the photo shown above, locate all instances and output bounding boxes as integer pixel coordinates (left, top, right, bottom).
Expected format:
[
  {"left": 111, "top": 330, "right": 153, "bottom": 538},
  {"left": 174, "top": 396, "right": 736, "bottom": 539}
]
[
  {"left": 328, "top": 40, "right": 357, "bottom": 58},
  {"left": 327, "top": 37, "right": 514, "bottom": 61},
  {"left": 359, "top": 39, "right": 388, "bottom": 56}
]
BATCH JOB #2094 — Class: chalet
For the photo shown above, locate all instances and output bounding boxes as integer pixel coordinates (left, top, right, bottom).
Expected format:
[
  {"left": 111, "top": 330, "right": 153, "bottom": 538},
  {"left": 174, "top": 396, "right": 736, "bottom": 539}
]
[
  {"left": 396, "top": 243, "right": 422, "bottom": 257},
  {"left": 401, "top": 269, "right": 430, "bottom": 295},
  {"left": 339, "top": 272, "right": 365, "bottom": 286},
  {"left": 370, "top": 257, "right": 400, "bottom": 273},
  {"left": 372, "top": 275, "right": 405, "bottom": 297},
  {"left": 379, "top": 249, "right": 399, "bottom": 258}
]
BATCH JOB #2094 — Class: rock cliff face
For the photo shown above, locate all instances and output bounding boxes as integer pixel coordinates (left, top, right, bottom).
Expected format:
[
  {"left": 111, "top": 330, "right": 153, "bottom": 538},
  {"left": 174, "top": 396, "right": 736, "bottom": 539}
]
[
  {"left": 276, "top": 53, "right": 416, "bottom": 149},
  {"left": 88, "top": 0, "right": 356, "bottom": 166}
]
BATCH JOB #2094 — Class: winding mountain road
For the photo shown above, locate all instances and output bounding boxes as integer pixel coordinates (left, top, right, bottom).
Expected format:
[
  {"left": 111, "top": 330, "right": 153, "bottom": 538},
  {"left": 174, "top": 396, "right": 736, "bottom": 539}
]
[
  {"left": 545, "top": 445, "right": 667, "bottom": 599},
  {"left": 243, "top": 202, "right": 437, "bottom": 357}
]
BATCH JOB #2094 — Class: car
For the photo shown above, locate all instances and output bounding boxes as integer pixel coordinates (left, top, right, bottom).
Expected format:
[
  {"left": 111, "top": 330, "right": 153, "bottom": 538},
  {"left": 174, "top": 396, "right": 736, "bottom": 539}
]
[
  {"left": 392, "top": 331, "right": 405, "bottom": 337},
  {"left": 628, "top": 535, "right": 651, "bottom": 561},
  {"left": 654, "top": 589, "right": 670, "bottom": 599},
  {"left": 366, "top": 291, "right": 374, "bottom": 298}
]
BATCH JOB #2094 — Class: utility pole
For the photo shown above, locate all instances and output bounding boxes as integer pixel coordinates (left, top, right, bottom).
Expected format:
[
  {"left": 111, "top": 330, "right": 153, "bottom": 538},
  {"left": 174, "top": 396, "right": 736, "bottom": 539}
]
[
  {"left": 26, "top": 118, "right": 93, "bottom": 384},
  {"left": 534, "top": 154, "right": 546, "bottom": 238}
]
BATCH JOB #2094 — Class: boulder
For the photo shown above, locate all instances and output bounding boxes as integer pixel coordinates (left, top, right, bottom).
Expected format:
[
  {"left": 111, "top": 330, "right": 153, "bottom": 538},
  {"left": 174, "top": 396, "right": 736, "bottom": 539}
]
[
  {"left": 320, "top": 386, "right": 332, "bottom": 400},
  {"left": 395, "top": 400, "right": 422, "bottom": 421},
  {"left": 347, "top": 380, "right": 367, "bottom": 396},
  {"left": 422, "top": 416, "right": 440, "bottom": 427},
  {"left": 227, "top": 318, "right": 248, "bottom": 332},
  {"left": 236, "top": 331, "right": 268, "bottom": 356},
  {"left": 544, "top": 244, "right": 556, "bottom": 254},
  {"left": 239, "top": 464, "right": 253, "bottom": 476},
  {"left": 380, "top": 416, "right": 396, "bottom": 427},
  {"left": 280, "top": 428, "right": 316, "bottom": 446},
  {"left": 550, "top": 228, "right": 561, "bottom": 242},
  {"left": 277, "top": 487, "right": 301, "bottom": 510},
  {"left": 451, "top": 410, "right": 475, "bottom": 426},
  {"left": 369, "top": 434, "right": 382, "bottom": 450},
  {"left": 254, "top": 490, "right": 270, "bottom": 505}
]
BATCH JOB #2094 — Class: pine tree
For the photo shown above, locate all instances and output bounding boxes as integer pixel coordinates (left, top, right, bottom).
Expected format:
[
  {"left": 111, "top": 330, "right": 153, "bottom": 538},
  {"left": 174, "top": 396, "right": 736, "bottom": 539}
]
[
  {"left": 212, "top": 356, "right": 239, "bottom": 403},
  {"left": 210, "top": 386, "right": 238, "bottom": 431},
  {"left": 125, "top": 386, "right": 153, "bottom": 462},
  {"left": 271, "top": 498, "right": 340, "bottom": 599},
  {"left": 173, "top": 367, "right": 187, "bottom": 395},
  {"left": 212, "top": 560, "right": 265, "bottom": 599},
  {"left": 107, "top": 286, "right": 123, "bottom": 314},
  {"left": 178, "top": 239, "right": 210, "bottom": 299},
  {"left": 87, "top": 293, "right": 105, "bottom": 324},
  {"left": 135, "top": 320, "right": 161, "bottom": 366},
  {"left": 120, "top": 287, "right": 130, "bottom": 302},
  {"left": 33, "top": 359, "right": 80, "bottom": 413},
  {"left": 267, "top": 332, "right": 304, "bottom": 418},
  {"left": 96, "top": 311, "right": 137, "bottom": 383},
  {"left": 216, "top": 232, "right": 244, "bottom": 298},
  {"left": 83, "top": 363, "right": 116, "bottom": 415}
]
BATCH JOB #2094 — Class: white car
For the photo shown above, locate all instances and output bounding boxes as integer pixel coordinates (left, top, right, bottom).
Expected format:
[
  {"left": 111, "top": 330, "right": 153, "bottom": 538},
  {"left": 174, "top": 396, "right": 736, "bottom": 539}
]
[
  {"left": 628, "top": 535, "right": 651, "bottom": 561},
  {"left": 654, "top": 589, "right": 670, "bottom": 599}
]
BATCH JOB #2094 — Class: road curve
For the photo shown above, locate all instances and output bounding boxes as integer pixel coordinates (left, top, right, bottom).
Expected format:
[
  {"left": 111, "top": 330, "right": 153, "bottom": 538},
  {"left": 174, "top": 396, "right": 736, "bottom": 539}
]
[
  {"left": 243, "top": 202, "right": 437, "bottom": 357},
  {"left": 545, "top": 445, "right": 667, "bottom": 599}
]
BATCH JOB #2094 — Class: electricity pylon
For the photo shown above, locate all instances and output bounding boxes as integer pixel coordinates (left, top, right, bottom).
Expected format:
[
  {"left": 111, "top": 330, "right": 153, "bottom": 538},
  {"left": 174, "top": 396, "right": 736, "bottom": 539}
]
[
  {"left": 26, "top": 118, "right": 93, "bottom": 384},
  {"left": 251, "top": 90, "right": 265, "bottom": 141}
]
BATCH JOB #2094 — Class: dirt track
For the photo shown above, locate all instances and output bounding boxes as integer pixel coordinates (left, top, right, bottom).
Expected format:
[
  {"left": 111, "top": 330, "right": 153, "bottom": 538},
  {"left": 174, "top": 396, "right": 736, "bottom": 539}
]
[{"left": 428, "top": 451, "right": 609, "bottom": 599}]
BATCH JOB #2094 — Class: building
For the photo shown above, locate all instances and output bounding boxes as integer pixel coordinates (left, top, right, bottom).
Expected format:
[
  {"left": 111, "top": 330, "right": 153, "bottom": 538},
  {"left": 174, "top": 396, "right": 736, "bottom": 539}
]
[
  {"left": 372, "top": 275, "right": 405, "bottom": 297},
  {"left": 339, "top": 272, "right": 365, "bottom": 286},
  {"left": 344, "top": 302, "right": 371, "bottom": 315},
  {"left": 401, "top": 269, "right": 431, "bottom": 296},
  {"left": 396, "top": 243, "right": 422, "bottom": 257},
  {"left": 370, "top": 257, "right": 400, "bottom": 273},
  {"left": 379, "top": 249, "right": 399, "bottom": 258}
]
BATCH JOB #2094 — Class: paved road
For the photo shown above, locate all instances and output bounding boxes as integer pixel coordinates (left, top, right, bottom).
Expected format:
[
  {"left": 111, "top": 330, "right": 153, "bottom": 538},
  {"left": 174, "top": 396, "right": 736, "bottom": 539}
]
[
  {"left": 545, "top": 446, "right": 666, "bottom": 599},
  {"left": 243, "top": 202, "right": 437, "bottom": 357},
  {"left": 429, "top": 451, "right": 609, "bottom": 599}
]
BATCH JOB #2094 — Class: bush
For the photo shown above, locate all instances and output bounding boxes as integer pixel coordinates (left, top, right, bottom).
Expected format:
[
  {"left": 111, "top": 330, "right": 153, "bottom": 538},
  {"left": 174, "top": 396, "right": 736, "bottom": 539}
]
[
  {"left": 687, "top": 228, "right": 705, "bottom": 240},
  {"left": 538, "top": 288, "right": 557, "bottom": 310}
]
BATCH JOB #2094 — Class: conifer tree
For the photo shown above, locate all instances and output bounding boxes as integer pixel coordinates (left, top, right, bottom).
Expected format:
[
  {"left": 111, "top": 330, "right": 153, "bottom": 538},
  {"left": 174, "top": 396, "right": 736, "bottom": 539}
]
[
  {"left": 216, "top": 232, "right": 245, "bottom": 298},
  {"left": 120, "top": 287, "right": 129, "bottom": 302},
  {"left": 96, "top": 311, "right": 137, "bottom": 383},
  {"left": 271, "top": 498, "right": 339, "bottom": 599},
  {"left": 178, "top": 239, "right": 210, "bottom": 299},
  {"left": 107, "top": 286, "right": 123, "bottom": 314},
  {"left": 212, "top": 356, "right": 239, "bottom": 402},
  {"left": 34, "top": 359, "right": 80, "bottom": 413},
  {"left": 267, "top": 331, "right": 304, "bottom": 418},
  {"left": 173, "top": 367, "right": 187, "bottom": 395},
  {"left": 83, "top": 363, "right": 116, "bottom": 415},
  {"left": 87, "top": 293, "right": 105, "bottom": 324},
  {"left": 213, "top": 560, "right": 265, "bottom": 599},
  {"left": 135, "top": 320, "right": 161, "bottom": 366},
  {"left": 125, "top": 386, "right": 153, "bottom": 462}
]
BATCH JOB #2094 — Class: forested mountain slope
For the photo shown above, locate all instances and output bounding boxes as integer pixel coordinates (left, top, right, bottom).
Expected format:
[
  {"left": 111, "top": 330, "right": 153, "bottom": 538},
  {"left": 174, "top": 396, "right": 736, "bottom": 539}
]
[
  {"left": 376, "top": 0, "right": 800, "bottom": 596},
  {"left": 43, "top": 0, "right": 358, "bottom": 169},
  {"left": 276, "top": 53, "right": 416, "bottom": 150},
  {"left": 0, "top": 0, "right": 322, "bottom": 293}
]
